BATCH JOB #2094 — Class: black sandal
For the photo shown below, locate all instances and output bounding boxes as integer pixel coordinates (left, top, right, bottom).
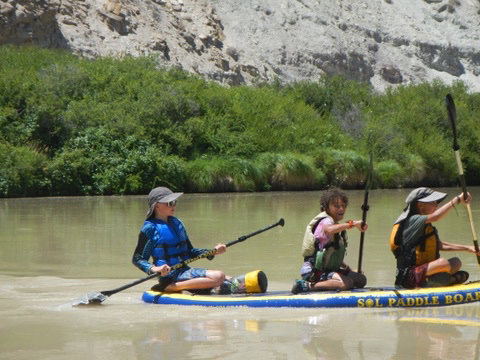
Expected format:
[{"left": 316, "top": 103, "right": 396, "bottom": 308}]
[
  {"left": 422, "top": 272, "right": 452, "bottom": 288},
  {"left": 450, "top": 271, "right": 469, "bottom": 285}
]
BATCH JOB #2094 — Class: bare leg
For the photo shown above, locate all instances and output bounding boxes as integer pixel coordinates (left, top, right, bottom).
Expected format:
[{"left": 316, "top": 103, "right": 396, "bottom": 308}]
[
  {"left": 422, "top": 257, "right": 468, "bottom": 287},
  {"left": 310, "top": 273, "right": 353, "bottom": 291},
  {"left": 426, "top": 257, "right": 462, "bottom": 276},
  {"left": 347, "top": 271, "right": 367, "bottom": 288},
  {"left": 165, "top": 270, "right": 225, "bottom": 292}
]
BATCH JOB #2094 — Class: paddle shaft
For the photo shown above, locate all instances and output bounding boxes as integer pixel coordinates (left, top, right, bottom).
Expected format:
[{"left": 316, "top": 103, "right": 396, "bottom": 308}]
[
  {"left": 357, "top": 154, "right": 373, "bottom": 273},
  {"left": 101, "top": 218, "right": 285, "bottom": 297},
  {"left": 454, "top": 150, "right": 480, "bottom": 262},
  {"left": 357, "top": 193, "right": 369, "bottom": 272},
  {"left": 446, "top": 94, "right": 480, "bottom": 264}
]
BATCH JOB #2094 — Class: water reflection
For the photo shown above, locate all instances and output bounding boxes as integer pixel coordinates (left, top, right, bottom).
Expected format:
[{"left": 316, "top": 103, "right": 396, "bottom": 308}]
[
  {"left": 138, "top": 318, "right": 268, "bottom": 359},
  {"left": 133, "top": 305, "right": 480, "bottom": 360},
  {"left": 388, "top": 306, "right": 480, "bottom": 360},
  {"left": 388, "top": 305, "right": 480, "bottom": 326},
  {"left": 300, "top": 305, "right": 480, "bottom": 360},
  {"left": 2, "top": 189, "right": 480, "bottom": 360}
]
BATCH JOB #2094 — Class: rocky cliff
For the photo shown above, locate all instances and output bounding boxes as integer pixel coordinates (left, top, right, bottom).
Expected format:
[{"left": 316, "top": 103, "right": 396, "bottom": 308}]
[{"left": 1, "top": 0, "right": 480, "bottom": 92}]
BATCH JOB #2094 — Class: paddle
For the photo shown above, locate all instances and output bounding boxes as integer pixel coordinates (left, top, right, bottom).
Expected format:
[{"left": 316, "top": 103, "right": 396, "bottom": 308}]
[
  {"left": 445, "top": 93, "right": 480, "bottom": 265},
  {"left": 357, "top": 153, "right": 373, "bottom": 273},
  {"left": 73, "top": 218, "right": 285, "bottom": 305}
]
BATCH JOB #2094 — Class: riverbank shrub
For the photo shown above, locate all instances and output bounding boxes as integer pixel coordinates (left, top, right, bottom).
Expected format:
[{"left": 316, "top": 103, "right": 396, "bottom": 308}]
[
  {"left": 375, "top": 160, "right": 404, "bottom": 188},
  {"left": 185, "top": 156, "right": 265, "bottom": 192},
  {"left": 313, "top": 149, "right": 369, "bottom": 189},
  {"left": 48, "top": 127, "right": 187, "bottom": 195},
  {"left": 256, "top": 152, "right": 325, "bottom": 191},
  {"left": 0, "top": 143, "right": 49, "bottom": 197},
  {"left": 1, "top": 45, "right": 480, "bottom": 197}
]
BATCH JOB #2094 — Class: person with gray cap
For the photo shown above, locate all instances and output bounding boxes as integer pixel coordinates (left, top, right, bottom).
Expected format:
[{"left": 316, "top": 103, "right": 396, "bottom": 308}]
[
  {"left": 132, "top": 186, "right": 228, "bottom": 292},
  {"left": 390, "top": 187, "right": 479, "bottom": 289}
]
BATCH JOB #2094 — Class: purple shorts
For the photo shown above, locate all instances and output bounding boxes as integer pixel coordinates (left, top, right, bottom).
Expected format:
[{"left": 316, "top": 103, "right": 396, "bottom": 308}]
[{"left": 407, "top": 263, "right": 429, "bottom": 288}]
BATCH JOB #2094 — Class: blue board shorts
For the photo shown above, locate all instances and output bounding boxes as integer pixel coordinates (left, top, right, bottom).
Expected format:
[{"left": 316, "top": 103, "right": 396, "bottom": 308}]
[{"left": 154, "top": 267, "right": 207, "bottom": 291}]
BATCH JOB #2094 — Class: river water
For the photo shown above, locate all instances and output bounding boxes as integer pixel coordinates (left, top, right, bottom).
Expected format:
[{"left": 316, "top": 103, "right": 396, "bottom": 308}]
[{"left": 1, "top": 188, "right": 479, "bottom": 360}]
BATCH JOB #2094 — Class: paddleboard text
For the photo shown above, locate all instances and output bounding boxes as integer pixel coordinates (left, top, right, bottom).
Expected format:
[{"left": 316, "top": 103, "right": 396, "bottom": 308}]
[{"left": 357, "top": 291, "right": 480, "bottom": 307}]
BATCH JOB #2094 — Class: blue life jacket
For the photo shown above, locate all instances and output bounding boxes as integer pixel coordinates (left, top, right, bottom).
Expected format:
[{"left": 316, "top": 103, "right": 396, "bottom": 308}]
[{"left": 146, "top": 217, "right": 190, "bottom": 267}]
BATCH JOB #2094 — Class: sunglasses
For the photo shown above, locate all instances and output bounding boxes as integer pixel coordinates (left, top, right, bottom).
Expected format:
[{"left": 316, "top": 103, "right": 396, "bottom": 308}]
[{"left": 165, "top": 200, "right": 177, "bottom": 207}]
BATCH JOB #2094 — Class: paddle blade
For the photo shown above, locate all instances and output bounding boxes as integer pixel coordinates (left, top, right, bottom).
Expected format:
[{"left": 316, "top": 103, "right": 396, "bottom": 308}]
[
  {"left": 445, "top": 94, "right": 459, "bottom": 151},
  {"left": 71, "top": 292, "right": 109, "bottom": 306},
  {"left": 366, "top": 153, "right": 374, "bottom": 191}
]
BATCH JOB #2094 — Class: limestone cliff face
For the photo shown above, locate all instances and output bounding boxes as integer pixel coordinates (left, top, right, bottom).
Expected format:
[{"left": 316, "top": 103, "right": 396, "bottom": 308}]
[{"left": 1, "top": 0, "right": 479, "bottom": 91}]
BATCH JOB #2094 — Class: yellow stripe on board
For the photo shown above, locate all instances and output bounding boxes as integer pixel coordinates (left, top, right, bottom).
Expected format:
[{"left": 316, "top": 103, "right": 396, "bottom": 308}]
[
  {"left": 399, "top": 317, "right": 480, "bottom": 327},
  {"left": 144, "top": 281, "right": 480, "bottom": 308}
]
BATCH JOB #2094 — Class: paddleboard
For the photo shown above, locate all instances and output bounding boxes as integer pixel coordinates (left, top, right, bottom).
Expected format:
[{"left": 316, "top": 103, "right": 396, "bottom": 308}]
[{"left": 142, "top": 281, "right": 480, "bottom": 308}]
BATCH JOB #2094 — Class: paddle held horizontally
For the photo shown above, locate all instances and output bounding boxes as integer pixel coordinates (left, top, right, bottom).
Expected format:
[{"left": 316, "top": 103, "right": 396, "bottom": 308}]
[{"left": 73, "top": 218, "right": 285, "bottom": 305}]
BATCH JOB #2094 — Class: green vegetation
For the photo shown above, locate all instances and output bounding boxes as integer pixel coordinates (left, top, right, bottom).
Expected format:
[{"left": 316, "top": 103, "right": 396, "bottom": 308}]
[{"left": 1, "top": 45, "right": 479, "bottom": 197}]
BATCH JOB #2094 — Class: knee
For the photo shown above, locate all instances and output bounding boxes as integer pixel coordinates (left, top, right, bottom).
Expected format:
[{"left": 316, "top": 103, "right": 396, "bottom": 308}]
[
  {"left": 353, "top": 273, "right": 367, "bottom": 289},
  {"left": 208, "top": 270, "right": 225, "bottom": 286},
  {"left": 433, "top": 257, "right": 451, "bottom": 270},
  {"left": 448, "top": 257, "right": 462, "bottom": 272},
  {"left": 342, "top": 276, "right": 354, "bottom": 290}
]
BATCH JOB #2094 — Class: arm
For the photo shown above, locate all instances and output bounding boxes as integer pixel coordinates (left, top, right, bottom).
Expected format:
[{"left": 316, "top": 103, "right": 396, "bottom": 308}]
[
  {"left": 132, "top": 229, "right": 155, "bottom": 274},
  {"left": 425, "top": 192, "right": 471, "bottom": 223},
  {"left": 439, "top": 240, "right": 480, "bottom": 254},
  {"left": 323, "top": 220, "right": 367, "bottom": 235},
  {"left": 132, "top": 225, "right": 171, "bottom": 276},
  {"left": 188, "top": 241, "right": 227, "bottom": 259}
]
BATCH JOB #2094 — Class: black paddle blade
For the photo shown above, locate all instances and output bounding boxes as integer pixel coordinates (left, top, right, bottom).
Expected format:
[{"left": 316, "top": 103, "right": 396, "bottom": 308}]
[
  {"left": 366, "top": 153, "right": 373, "bottom": 191},
  {"left": 71, "top": 292, "right": 109, "bottom": 306},
  {"left": 445, "top": 94, "right": 459, "bottom": 151},
  {"left": 361, "top": 153, "right": 373, "bottom": 219}
]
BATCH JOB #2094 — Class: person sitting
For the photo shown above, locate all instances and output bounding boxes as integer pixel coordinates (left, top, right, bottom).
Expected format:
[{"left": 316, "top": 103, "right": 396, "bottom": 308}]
[
  {"left": 291, "top": 188, "right": 367, "bottom": 294},
  {"left": 132, "top": 186, "right": 229, "bottom": 293},
  {"left": 390, "top": 187, "right": 480, "bottom": 288}
]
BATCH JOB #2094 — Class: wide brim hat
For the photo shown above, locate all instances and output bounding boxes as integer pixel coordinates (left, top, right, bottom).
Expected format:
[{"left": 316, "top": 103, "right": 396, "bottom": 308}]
[
  {"left": 394, "top": 187, "right": 447, "bottom": 224},
  {"left": 146, "top": 187, "right": 183, "bottom": 219}
]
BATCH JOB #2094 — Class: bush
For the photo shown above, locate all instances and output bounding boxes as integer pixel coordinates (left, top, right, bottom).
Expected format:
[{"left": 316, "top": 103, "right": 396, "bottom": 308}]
[
  {"left": 2, "top": 45, "right": 480, "bottom": 197},
  {"left": 256, "top": 152, "right": 325, "bottom": 190},
  {"left": 49, "top": 127, "right": 187, "bottom": 195},
  {"left": 375, "top": 160, "right": 404, "bottom": 188},
  {"left": 313, "top": 149, "right": 369, "bottom": 189},
  {"left": 0, "top": 143, "right": 49, "bottom": 197},
  {"left": 185, "top": 156, "right": 265, "bottom": 192},
  {"left": 365, "top": 80, "right": 459, "bottom": 185}
]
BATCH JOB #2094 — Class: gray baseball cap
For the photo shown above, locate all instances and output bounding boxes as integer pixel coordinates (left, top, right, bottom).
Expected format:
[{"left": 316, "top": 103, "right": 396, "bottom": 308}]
[
  {"left": 394, "top": 187, "right": 447, "bottom": 224},
  {"left": 146, "top": 187, "right": 183, "bottom": 219}
]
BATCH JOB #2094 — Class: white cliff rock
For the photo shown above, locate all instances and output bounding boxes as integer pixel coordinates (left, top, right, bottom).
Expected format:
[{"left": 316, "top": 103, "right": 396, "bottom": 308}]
[{"left": 1, "top": 0, "right": 479, "bottom": 92}]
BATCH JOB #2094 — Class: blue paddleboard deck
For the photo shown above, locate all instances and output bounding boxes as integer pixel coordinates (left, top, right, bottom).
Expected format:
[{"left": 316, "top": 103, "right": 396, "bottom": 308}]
[{"left": 142, "top": 281, "right": 480, "bottom": 308}]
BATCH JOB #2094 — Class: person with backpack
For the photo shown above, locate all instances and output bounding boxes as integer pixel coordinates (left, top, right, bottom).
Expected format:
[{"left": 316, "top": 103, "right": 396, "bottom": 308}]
[
  {"left": 390, "top": 187, "right": 479, "bottom": 289},
  {"left": 291, "top": 187, "right": 367, "bottom": 294}
]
